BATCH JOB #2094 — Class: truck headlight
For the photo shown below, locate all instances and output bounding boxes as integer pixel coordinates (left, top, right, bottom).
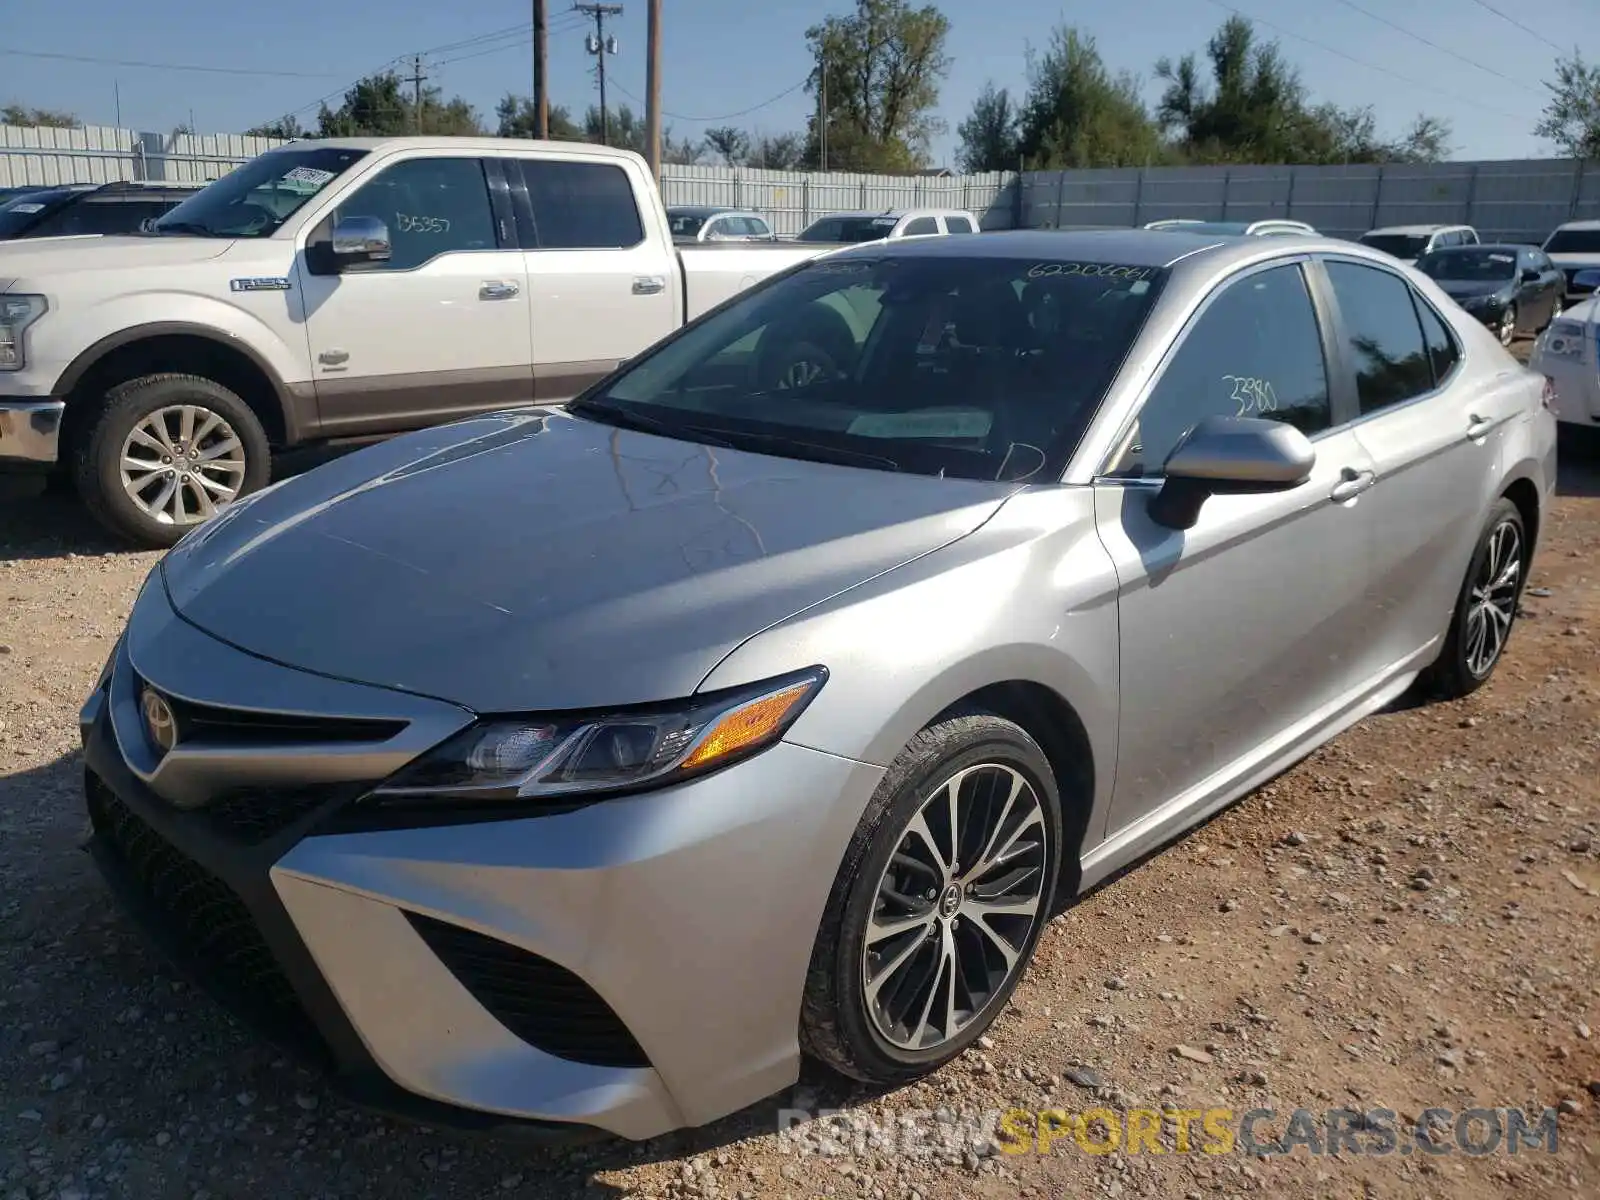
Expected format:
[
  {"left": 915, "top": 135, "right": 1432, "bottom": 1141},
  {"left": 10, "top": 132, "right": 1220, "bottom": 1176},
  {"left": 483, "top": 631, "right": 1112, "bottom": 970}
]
[
  {"left": 0, "top": 294, "right": 48, "bottom": 371},
  {"left": 367, "top": 667, "right": 827, "bottom": 807}
]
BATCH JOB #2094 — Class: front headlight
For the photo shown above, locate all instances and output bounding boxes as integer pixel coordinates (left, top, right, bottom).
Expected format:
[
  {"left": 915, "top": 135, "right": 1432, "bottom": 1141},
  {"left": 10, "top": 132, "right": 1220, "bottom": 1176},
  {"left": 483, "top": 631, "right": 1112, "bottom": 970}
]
[
  {"left": 369, "top": 667, "right": 827, "bottom": 807},
  {"left": 1541, "top": 319, "right": 1589, "bottom": 360},
  {"left": 0, "top": 294, "right": 47, "bottom": 371}
]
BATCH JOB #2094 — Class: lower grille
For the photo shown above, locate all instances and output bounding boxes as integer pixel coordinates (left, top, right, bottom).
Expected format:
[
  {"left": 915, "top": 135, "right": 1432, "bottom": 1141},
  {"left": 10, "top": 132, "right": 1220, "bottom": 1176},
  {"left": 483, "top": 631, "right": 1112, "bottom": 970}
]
[
  {"left": 406, "top": 912, "right": 650, "bottom": 1069},
  {"left": 203, "top": 782, "right": 373, "bottom": 845},
  {"left": 87, "top": 774, "right": 329, "bottom": 1063}
]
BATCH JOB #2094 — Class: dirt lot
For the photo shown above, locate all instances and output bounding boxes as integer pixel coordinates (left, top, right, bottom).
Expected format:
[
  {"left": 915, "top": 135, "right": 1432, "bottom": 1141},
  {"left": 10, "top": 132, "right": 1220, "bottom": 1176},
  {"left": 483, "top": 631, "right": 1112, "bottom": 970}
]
[{"left": 3, "top": 424, "right": 1597, "bottom": 1200}]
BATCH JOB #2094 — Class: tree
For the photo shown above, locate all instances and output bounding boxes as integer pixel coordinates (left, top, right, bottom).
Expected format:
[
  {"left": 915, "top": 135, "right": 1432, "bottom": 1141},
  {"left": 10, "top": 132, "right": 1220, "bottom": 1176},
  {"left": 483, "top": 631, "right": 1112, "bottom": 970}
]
[
  {"left": 747, "top": 131, "right": 807, "bottom": 169},
  {"left": 804, "top": 0, "right": 952, "bottom": 172},
  {"left": 1386, "top": 113, "right": 1453, "bottom": 163},
  {"left": 494, "top": 94, "right": 584, "bottom": 141},
  {"left": 1535, "top": 51, "right": 1600, "bottom": 160},
  {"left": 955, "top": 82, "right": 1019, "bottom": 173},
  {"left": 244, "top": 115, "right": 308, "bottom": 140},
  {"left": 1016, "top": 28, "right": 1166, "bottom": 169},
  {"left": 316, "top": 71, "right": 483, "bottom": 138},
  {"left": 1, "top": 104, "right": 78, "bottom": 128},
  {"left": 704, "top": 126, "right": 751, "bottom": 166},
  {"left": 583, "top": 103, "right": 703, "bottom": 164}
]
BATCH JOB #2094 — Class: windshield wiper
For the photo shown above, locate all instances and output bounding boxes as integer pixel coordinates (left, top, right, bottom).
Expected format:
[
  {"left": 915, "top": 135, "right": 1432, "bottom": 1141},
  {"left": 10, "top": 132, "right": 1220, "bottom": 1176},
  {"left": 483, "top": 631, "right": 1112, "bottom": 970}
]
[
  {"left": 714, "top": 430, "right": 901, "bottom": 472},
  {"left": 568, "top": 399, "right": 738, "bottom": 449},
  {"left": 152, "top": 220, "right": 219, "bottom": 237}
]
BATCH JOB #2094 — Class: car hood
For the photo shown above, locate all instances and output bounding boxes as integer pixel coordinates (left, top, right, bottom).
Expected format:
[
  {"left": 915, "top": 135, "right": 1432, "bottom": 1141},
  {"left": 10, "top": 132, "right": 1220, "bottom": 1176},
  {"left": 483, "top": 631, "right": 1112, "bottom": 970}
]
[
  {"left": 1435, "top": 278, "right": 1511, "bottom": 300},
  {"left": 0, "top": 234, "right": 234, "bottom": 278},
  {"left": 161, "top": 408, "right": 1012, "bottom": 713}
]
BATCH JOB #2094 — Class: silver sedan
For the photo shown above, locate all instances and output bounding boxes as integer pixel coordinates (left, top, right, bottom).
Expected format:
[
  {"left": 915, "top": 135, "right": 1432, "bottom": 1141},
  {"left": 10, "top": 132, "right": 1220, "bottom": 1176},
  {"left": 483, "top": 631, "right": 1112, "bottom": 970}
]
[{"left": 79, "top": 228, "right": 1556, "bottom": 1142}]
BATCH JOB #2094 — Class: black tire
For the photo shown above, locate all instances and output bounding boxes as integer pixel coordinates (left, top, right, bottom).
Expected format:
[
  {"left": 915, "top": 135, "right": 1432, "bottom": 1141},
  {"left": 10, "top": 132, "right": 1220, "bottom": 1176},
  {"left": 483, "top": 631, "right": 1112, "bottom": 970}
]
[
  {"left": 800, "top": 711, "right": 1064, "bottom": 1086},
  {"left": 1421, "top": 497, "right": 1527, "bottom": 701},
  {"left": 71, "top": 373, "right": 271, "bottom": 549}
]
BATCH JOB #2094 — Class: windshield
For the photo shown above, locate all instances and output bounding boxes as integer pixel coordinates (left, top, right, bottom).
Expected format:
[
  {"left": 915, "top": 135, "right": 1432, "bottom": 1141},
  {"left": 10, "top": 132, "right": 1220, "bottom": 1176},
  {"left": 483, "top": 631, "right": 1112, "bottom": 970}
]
[
  {"left": 798, "top": 216, "right": 899, "bottom": 243},
  {"left": 1415, "top": 248, "right": 1517, "bottom": 282},
  {"left": 0, "top": 189, "right": 78, "bottom": 237},
  {"left": 1544, "top": 228, "right": 1600, "bottom": 254},
  {"left": 152, "top": 146, "right": 368, "bottom": 238},
  {"left": 1359, "top": 233, "right": 1430, "bottom": 258},
  {"left": 667, "top": 211, "right": 709, "bottom": 237},
  {"left": 570, "top": 253, "right": 1167, "bottom": 483}
]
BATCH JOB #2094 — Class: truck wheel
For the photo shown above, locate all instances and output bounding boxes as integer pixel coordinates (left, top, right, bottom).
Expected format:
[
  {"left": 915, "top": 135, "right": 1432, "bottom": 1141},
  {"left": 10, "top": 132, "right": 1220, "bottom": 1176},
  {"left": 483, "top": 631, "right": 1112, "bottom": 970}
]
[{"left": 72, "top": 374, "right": 271, "bottom": 549}]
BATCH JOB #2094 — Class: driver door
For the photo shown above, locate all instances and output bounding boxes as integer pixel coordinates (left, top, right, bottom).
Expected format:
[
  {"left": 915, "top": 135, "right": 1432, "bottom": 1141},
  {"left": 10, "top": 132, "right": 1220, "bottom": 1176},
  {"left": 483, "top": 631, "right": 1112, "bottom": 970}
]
[
  {"left": 1094, "top": 259, "right": 1377, "bottom": 836},
  {"left": 299, "top": 154, "right": 533, "bottom": 439}
]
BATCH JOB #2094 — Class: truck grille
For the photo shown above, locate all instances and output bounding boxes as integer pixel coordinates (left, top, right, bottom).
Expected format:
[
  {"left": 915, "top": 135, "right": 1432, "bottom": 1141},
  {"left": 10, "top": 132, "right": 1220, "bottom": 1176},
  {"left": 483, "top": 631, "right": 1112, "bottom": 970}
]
[
  {"left": 87, "top": 773, "right": 330, "bottom": 1065},
  {"left": 406, "top": 912, "right": 650, "bottom": 1069}
]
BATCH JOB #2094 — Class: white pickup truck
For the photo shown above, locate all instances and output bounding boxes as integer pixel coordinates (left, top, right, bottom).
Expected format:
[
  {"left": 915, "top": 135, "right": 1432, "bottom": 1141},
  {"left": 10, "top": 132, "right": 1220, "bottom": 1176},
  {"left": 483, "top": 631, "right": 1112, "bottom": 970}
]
[{"left": 0, "top": 136, "right": 834, "bottom": 546}]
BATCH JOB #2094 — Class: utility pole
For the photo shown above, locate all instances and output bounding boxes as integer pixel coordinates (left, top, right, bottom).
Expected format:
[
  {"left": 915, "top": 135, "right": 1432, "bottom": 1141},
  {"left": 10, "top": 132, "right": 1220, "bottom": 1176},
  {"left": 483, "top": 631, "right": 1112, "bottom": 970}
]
[
  {"left": 645, "top": 0, "right": 661, "bottom": 179},
  {"left": 533, "top": 0, "right": 549, "bottom": 138},
  {"left": 406, "top": 55, "right": 428, "bottom": 134},
  {"left": 817, "top": 53, "right": 828, "bottom": 172},
  {"left": 575, "top": 3, "right": 623, "bottom": 146}
]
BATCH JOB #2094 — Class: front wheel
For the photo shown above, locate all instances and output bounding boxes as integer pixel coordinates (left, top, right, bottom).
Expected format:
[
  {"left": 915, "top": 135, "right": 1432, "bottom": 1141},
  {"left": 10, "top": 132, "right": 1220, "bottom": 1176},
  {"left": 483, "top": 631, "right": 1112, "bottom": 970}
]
[
  {"left": 1498, "top": 304, "right": 1518, "bottom": 347},
  {"left": 72, "top": 373, "right": 271, "bottom": 548},
  {"left": 1422, "top": 497, "right": 1527, "bottom": 700},
  {"left": 800, "top": 712, "right": 1063, "bottom": 1086}
]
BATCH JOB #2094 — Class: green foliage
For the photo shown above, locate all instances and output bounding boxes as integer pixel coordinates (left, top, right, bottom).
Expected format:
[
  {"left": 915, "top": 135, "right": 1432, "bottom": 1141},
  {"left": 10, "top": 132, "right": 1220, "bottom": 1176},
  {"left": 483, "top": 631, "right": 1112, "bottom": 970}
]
[
  {"left": 1016, "top": 28, "right": 1168, "bottom": 169},
  {"left": 1, "top": 104, "right": 78, "bottom": 128},
  {"left": 243, "top": 116, "right": 308, "bottom": 140},
  {"left": 804, "top": 0, "right": 952, "bottom": 172},
  {"left": 494, "top": 95, "right": 585, "bottom": 141},
  {"left": 315, "top": 72, "right": 484, "bottom": 138},
  {"left": 955, "top": 83, "right": 1019, "bottom": 173},
  {"left": 1535, "top": 52, "right": 1600, "bottom": 160}
]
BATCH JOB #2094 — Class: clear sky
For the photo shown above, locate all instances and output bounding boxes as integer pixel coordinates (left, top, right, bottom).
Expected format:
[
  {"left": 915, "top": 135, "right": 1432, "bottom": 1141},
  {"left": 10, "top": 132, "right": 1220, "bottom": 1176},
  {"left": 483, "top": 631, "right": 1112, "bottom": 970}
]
[{"left": 2, "top": 0, "right": 1588, "bottom": 165}]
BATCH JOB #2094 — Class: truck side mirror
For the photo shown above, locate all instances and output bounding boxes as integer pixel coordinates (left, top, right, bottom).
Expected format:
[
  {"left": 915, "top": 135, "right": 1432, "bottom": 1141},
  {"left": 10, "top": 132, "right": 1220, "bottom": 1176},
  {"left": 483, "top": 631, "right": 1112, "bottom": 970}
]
[{"left": 330, "top": 215, "right": 391, "bottom": 265}]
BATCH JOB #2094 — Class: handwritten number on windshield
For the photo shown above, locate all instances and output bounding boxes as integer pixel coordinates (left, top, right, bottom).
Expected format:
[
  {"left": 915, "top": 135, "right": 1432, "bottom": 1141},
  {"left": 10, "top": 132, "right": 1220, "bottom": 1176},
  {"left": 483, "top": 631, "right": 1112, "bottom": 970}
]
[{"left": 395, "top": 213, "right": 451, "bottom": 235}]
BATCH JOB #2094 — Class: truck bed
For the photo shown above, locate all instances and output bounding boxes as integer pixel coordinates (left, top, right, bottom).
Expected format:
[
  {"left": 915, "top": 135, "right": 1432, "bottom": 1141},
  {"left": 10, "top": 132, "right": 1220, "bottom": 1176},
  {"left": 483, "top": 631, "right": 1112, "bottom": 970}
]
[{"left": 676, "top": 242, "right": 839, "bottom": 321}]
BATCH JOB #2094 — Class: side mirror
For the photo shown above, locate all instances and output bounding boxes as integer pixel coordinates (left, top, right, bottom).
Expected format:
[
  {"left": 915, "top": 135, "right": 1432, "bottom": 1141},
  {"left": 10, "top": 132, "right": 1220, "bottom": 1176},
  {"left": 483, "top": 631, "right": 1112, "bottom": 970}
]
[
  {"left": 330, "top": 214, "right": 391, "bottom": 265},
  {"left": 1521, "top": 268, "right": 1540, "bottom": 283},
  {"left": 1148, "top": 415, "right": 1316, "bottom": 531},
  {"left": 1574, "top": 269, "right": 1600, "bottom": 290}
]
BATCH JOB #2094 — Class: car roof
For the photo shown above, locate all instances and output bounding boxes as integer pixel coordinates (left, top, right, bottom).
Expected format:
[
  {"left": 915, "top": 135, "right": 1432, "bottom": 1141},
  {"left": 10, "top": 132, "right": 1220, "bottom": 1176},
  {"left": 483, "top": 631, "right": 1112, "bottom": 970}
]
[
  {"left": 666, "top": 205, "right": 748, "bottom": 218},
  {"left": 809, "top": 208, "right": 965, "bottom": 221},
  {"left": 815, "top": 227, "right": 1281, "bottom": 267},
  {"left": 1364, "top": 224, "right": 1469, "bottom": 235},
  {"left": 1551, "top": 219, "right": 1600, "bottom": 232},
  {"left": 288, "top": 135, "right": 647, "bottom": 167},
  {"left": 1421, "top": 242, "right": 1535, "bottom": 253}
]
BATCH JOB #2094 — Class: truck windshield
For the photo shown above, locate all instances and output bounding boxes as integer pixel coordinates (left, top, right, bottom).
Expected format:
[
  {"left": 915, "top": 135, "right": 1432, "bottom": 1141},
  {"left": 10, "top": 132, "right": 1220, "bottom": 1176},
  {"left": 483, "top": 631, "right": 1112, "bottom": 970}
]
[
  {"left": 1358, "top": 232, "right": 1430, "bottom": 258},
  {"left": 152, "top": 146, "right": 368, "bottom": 238},
  {"left": 571, "top": 252, "right": 1167, "bottom": 483}
]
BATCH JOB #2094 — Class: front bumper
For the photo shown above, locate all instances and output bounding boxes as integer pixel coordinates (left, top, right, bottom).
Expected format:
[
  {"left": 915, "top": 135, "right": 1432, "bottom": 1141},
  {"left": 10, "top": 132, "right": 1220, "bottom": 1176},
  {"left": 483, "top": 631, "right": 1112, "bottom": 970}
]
[
  {"left": 1534, "top": 340, "right": 1600, "bottom": 428},
  {"left": 80, "top": 576, "right": 883, "bottom": 1141},
  {"left": 0, "top": 398, "right": 63, "bottom": 466}
]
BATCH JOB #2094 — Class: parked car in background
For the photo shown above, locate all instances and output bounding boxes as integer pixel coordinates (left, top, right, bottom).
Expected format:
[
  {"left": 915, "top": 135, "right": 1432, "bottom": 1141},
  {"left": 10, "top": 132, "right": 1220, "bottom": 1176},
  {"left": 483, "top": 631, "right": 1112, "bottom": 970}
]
[
  {"left": 0, "top": 181, "right": 204, "bottom": 241},
  {"left": 1531, "top": 268, "right": 1600, "bottom": 430},
  {"left": 77, "top": 228, "right": 1553, "bottom": 1146},
  {"left": 1357, "top": 224, "right": 1478, "bottom": 264},
  {"left": 1414, "top": 243, "right": 1565, "bottom": 346},
  {"left": 1542, "top": 219, "right": 1600, "bottom": 306},
  {"left": 665, "top": 205, "right": 778, "bottom": 244},
  {"left": 0, "top": 185, "right": 45, "bottom": 204},
  {"left": 0, "top": 137, "right": 836, "bottom": 548},
  {"left": 1143, "top": 218, "right": 1318, "bottom": 237},
  {"left": 795, "top": 208, "right": 979, "bottom": 243}
]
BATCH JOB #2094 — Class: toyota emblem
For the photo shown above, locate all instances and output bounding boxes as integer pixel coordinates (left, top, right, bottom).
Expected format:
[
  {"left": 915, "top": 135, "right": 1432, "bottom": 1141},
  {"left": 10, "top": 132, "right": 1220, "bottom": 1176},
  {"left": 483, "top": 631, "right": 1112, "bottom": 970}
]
[{"left": 141, "top": 688, "right": 178, "bottom": 755}]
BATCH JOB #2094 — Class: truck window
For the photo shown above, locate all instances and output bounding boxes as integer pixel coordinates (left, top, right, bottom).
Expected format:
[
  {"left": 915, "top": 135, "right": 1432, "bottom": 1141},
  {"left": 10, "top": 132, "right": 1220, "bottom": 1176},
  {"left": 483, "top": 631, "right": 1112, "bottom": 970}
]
[
  {"left": 29, "top": 196, "right": 177, "bottom": 238},
  {"left": 518, "top": 160, "right": 644, "bottom": 250},
  {"left": 902, "top": 217, "right": 940, "bottom": 236},
  {"left": 945, "top": 215, "right": 976, "bottom": 234},
  {"left": 331, "top": 157, "right": 498, "bottom": 271}
]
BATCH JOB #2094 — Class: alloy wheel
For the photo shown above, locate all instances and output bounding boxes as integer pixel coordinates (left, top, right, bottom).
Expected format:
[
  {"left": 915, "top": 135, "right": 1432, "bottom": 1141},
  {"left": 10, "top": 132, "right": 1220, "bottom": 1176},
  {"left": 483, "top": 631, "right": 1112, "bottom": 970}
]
[
  {"left": 860, "top": 763, "right": 1049, "bottom": 1051},
  {"left": 1498, "top": 307, "right": 1516, "bottom": 347},
  {"left": 1464, "top": 518, "right": 1522, "bottom": 678},
  {"left": 119, "top": 404, "right": 248, "bottom": 527}
]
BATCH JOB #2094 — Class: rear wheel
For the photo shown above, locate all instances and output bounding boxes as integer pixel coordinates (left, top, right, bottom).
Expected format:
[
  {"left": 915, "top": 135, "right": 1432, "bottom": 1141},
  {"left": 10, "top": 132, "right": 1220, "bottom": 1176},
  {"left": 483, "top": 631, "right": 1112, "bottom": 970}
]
[
  {"left": 1497, "top": 304, "right": 1517, "bottom": 347},
  {"left": 1422, "top": 498, "right": 1526, "bottom": 700},
  {"left": 72, "top": 373, "right": 271, "bottom": 548},
  {"left": 800, "top": 713, "right": 1063, "bottom": 1085}
]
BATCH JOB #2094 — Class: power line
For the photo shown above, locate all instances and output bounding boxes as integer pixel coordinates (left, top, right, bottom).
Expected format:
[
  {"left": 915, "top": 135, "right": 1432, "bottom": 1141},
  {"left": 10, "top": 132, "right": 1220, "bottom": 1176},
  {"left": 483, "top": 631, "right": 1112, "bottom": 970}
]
[
  {"left": 0, "top": 46, "right": 340, "bottom": 78},
  {"left": 433, "top": 16, "right": 585, "bottom": 68},
  {"left": 1461, "top": 0, "right": 1567, "bottom": 54},
  {"left": 1199, "top": 0, "right": 1537, "bottom": 125},
  {"left": 609, "top": 76, "right": 809, "bottom": 123},
  {"left": 1328, "top": 0, "right": 1542, "bottom": 94}
]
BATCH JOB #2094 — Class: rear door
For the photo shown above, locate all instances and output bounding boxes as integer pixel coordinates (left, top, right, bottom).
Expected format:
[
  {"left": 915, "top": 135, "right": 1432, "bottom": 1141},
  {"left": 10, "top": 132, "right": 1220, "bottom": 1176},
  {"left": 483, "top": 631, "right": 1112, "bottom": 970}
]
[
  {"left": 507, "top": 155, "right": 679, "bottom": 404},
  {"left": 1317, "top": 255, "right": 1515, "bottom": 677}
]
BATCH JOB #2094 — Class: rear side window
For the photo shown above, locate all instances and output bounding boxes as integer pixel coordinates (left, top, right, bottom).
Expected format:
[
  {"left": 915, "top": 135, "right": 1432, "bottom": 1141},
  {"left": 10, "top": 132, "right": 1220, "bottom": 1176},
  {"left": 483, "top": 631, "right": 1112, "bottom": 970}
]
[
  {"left": 1114, "top": 262, "right": 1331, "bottom": 476},
  {"left": 1414, "top": 297, "right": 1461, "bottom": 388},
  {"left": 519, "top": 160, "right": 644, "bottom": 250},
  {"left": 945, "top": 215, "right": 976, "bottom": 234},
  {"left": 1461, "top": 229, "right": 1478, "bottom": 245},
  {"left": 1323, "top": 260, "right": 1435, "bottom": 415}
]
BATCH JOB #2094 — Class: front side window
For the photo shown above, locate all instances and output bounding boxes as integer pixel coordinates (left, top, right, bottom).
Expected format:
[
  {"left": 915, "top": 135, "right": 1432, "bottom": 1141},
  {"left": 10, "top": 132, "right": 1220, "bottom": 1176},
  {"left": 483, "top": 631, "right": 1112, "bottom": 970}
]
[
  {"left": 155, "top": 146, "right": 366, "bottom": 238},
  {"left": 519, "top": 159, "right": 644, "bottom": 249},
  {"left": 573, "top": 253, "right": 1168, "bottom": 483},
  {"left": 330, "top": 157, "right": 497, "bottom": 271},
  {"left": 1108, "top": 263, "right": 1331, "bottom": 477},
  {"left": 1323, "top": 260, "right": 1435, "bottom": 415}
]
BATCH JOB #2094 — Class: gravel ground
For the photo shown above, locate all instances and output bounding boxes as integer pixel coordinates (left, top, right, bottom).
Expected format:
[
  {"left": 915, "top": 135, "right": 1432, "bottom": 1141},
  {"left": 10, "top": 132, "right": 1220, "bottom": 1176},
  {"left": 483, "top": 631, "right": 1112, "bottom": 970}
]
[{"left": 3, "top": 417, "right": 1597, "bottom": 1199}]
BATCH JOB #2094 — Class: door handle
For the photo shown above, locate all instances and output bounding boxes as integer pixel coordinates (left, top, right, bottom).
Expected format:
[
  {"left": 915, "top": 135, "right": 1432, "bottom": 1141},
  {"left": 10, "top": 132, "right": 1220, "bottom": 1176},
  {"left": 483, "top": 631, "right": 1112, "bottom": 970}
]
[
  {"left": 1465, "top": 413, "right": 1496, "bottom": 440},
  {"left": 479, "top": 281, "right": 520, "bottom": 300},
  {"left": 632, "top": 276, "right": 666, "bottom": 296},
  {"left": 1329, "top": 467, "right": 1376, "bottom": 503}
]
